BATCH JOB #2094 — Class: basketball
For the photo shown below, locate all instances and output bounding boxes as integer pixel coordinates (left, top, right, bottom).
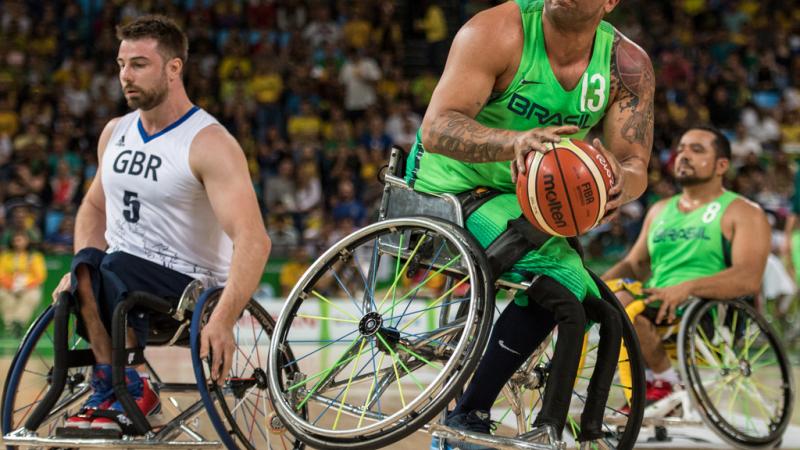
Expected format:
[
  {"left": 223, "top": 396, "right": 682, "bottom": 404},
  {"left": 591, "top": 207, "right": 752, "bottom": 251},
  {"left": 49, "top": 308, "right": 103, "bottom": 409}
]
[{"left": 516, "top": 138, "right": 615, "bottom": 237}]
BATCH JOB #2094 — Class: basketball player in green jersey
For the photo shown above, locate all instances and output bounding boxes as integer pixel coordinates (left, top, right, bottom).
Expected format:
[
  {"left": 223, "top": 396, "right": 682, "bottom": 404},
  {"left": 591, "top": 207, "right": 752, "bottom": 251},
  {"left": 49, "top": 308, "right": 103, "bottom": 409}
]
[
  {"left": 411, "top": 0, "right": 654, "bottom": 448},
  {"left": 603, "top": 127, "right": 770, "bottom": 409}
]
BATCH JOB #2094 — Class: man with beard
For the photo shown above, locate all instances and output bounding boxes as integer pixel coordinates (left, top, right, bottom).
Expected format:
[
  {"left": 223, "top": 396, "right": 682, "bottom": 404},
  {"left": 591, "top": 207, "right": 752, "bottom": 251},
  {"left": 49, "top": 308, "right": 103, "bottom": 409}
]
[
  {"left": 415, "top": 0, "right": 654, "bottom": 448},
  {"left": 603, "top": 127, "right": 770, "bottom": 409},
  {"left": 50, "top": 16, "right": 271, "bottom": 431}
]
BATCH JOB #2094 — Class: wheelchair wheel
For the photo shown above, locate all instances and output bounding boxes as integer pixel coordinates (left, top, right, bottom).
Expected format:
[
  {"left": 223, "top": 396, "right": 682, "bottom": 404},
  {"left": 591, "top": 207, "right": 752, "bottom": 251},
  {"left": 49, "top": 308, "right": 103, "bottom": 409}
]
[
  {"left": 493, "top": 292, "right": 645, "bottom": 450},
  {"left": 2, "top": 306, "right": 91, "bottom": 448},
  {"left": 268, "top": 218, "right": 494, "bottom": 449},
  {"left": 191, "top": 288, "right": 305, "bottom": 449},
  {"left": 679, "top": 298, "right": 794, "bottom": 449}
]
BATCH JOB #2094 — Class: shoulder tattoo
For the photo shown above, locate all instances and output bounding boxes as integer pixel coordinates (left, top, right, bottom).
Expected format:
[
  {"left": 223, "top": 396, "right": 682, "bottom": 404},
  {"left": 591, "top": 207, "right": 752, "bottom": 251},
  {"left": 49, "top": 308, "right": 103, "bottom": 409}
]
[{"left": 610, "top": 32, "right": 655, "bottom": 148}]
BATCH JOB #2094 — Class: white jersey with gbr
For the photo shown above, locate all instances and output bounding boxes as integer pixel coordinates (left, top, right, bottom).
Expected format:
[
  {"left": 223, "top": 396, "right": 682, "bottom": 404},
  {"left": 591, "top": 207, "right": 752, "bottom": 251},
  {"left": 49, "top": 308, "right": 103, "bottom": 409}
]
[{"left": 102, "top": 106, "right": 232, "bottom": 285}]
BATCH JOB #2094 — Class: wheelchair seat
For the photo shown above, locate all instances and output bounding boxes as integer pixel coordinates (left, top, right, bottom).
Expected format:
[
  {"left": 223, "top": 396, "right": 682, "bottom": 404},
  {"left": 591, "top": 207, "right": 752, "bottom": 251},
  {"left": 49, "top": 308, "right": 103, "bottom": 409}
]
[{"left": 380, "top": 146, "right": 465, "bottom": 227}]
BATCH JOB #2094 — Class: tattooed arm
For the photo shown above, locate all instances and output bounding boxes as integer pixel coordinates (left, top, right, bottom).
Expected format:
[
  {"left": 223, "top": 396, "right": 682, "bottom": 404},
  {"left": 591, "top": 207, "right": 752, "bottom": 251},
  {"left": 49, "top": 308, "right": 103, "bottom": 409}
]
[
  {"left": 420, "top": 4, "right": 577, "bottom": 175},
  {"left": 599, "top": 31, "right": 655, "bottom": 210}
]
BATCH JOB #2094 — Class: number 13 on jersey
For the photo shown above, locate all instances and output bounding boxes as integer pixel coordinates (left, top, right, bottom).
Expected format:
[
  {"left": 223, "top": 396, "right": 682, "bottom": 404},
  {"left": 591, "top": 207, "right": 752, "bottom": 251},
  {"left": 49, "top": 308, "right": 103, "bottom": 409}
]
[{"left": 580, "top": 73, "right": 606, "bottom": 113}]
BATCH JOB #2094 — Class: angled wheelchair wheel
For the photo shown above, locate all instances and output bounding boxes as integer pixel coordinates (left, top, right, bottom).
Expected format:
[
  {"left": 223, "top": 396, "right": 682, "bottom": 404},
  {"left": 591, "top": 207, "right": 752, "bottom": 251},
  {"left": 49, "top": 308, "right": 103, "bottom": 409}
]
[
  {"left": 678, "top": 298, "right": 794, "bottom": 449},
  {"left": 191, "top": 288, "right": 305, "bottom": 449},
  {"left": 493, "top": 292, "right": 645, "bottom": 450},
  {"left": 268, "top": 217, "right": 494, "bottom": 449},
  {"left": 2, "top": 306, "right": 91, "bottom": 448}
]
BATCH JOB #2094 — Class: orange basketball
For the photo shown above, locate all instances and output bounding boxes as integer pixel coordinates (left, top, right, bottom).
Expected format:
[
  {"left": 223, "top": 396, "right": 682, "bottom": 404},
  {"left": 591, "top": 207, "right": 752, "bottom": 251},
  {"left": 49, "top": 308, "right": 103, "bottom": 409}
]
[{"left": 516, "top": 138, "right": 615, "bottom": 237}]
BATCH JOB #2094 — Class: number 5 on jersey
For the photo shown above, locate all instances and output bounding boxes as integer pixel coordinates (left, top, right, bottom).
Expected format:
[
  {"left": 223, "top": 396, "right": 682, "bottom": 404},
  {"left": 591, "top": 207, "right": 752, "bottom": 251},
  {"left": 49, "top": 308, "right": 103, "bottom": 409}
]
[{"left": 123, "top": 190, "right": 141, "bottom": 223}]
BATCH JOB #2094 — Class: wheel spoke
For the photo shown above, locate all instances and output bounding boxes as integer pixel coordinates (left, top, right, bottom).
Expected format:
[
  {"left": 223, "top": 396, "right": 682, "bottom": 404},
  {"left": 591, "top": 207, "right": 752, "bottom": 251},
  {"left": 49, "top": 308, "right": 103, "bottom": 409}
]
[
  {"left": 398, "top": 275, "right": 470, "bottom": 333},
  {"left": 311, "top": 290, "right": 360, "bottom": 322},
  {"left": 381, "top": 255, "right": 463, "bottom": 318},
  {"left": 330, "top": 265, "right": 364, "bottom": 315},
  {"left": 376, "top": 233, "right": 428, "bottom": 312},
  {"left": 358, "top": 351, "right": 387, "bottom": 427},
  {"left": 295, "top": 313, "right": 359, "bottom": 324},
  {"left": 283, "top": 329, "right": 359, "bottom": 368},
  {"left": 376, "top": 332, "right": 425, "bottom": 391},
  {"left": 332, "top": 339, "right": 368, "bottom": 429}
]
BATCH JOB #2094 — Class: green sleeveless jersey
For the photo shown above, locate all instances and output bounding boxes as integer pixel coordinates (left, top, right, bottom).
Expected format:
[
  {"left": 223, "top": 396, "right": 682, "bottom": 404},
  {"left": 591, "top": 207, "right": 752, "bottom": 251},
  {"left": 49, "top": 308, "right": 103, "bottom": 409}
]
[
  {"left": 403, "top": 0, "right": 615, "bottom": 300},
  {"left": 646, "top": 191, "right": 739, "bottom": 289},
  {"left": 405, "top": 0, "right": 615, "bottom": 193}
]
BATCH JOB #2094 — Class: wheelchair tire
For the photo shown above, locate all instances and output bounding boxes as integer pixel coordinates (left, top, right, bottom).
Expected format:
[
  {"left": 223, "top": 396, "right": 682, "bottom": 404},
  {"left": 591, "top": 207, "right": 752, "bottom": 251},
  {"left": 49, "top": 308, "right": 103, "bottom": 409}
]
[
  {"left": 268, "top": 217, "right": 494, "bottom": 449},
  {"left": 191, "top": 288, "right": 305, "bottom": 450},
  {"left": 493, "top": 279, "right": 645, "bottom": 450},
  {"left": 678, "top": 298, "right": 794, "bottom": 449},
  {"left": 2, "top": 306, "right": 91, "bottom": 449}
]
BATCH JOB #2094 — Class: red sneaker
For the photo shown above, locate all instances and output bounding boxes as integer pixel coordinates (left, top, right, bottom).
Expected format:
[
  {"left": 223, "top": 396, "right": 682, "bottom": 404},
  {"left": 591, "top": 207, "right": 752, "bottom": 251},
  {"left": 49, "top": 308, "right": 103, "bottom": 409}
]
[
  {"left": 646, "top": 380, "right": 674, "bottom": 403},
  {"left": 91, "top": 370, "right": 161, "bottom": 431},
  {"left": 65, "top": 364, "right": 115, "bottom": 429}
]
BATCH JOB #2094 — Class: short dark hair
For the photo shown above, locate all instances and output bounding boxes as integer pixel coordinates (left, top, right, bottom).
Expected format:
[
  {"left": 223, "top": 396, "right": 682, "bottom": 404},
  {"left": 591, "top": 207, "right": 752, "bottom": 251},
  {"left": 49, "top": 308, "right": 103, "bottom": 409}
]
[
  {"left": 686, "top": 125, "right": 731, "bottom": 160},
  {"left": 116, "top": 15, "right": 188, "bottom": 66}
]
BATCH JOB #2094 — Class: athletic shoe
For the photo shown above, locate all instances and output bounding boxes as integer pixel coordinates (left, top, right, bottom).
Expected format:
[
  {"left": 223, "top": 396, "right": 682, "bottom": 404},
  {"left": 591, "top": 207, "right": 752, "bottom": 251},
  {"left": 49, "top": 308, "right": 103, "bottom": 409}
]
[
  {"left": 91, "top": 368, "right": 161, "bottom": 431},
  {"left": 646, "top": 379, "right": 674, "bottom": 403},
  {"left": 429, "top": 410, "right": 497, "bottom": 450},
  {"left": 618, "top": 379, "right": 677, "bottom": 415},
  {"left": 65, "top": 364, "right": 116, "bottom": 429}
]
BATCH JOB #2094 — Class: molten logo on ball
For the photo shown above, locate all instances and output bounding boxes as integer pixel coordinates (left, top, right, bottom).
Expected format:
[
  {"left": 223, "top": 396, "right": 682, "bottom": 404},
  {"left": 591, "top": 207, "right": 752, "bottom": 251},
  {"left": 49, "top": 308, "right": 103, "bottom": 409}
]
[
  {"left": 542, "top": 174, "right": 567, "bottom": 228},
  {"left": 516, "top": 138, "right": 614, "bottom": 237}
]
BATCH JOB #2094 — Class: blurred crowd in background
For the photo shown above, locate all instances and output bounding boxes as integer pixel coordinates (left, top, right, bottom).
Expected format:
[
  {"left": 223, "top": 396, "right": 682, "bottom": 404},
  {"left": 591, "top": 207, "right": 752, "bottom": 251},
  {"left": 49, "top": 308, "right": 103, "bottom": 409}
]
[{"left": 0, "top": 0, "right": 799, "bottom": 323}]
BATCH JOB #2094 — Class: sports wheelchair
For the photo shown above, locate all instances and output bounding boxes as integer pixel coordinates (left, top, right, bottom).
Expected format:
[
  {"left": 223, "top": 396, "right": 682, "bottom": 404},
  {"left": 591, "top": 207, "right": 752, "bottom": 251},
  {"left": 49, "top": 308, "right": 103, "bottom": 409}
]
[
  {"left": 621, "top": 294, "right": 795, "bottom": 449},
  {"left": 2, "top": 280, "right": 301, "bottom": 449},
  {"left": 266, "top": 147, "right": 647, "bottom": 449}
]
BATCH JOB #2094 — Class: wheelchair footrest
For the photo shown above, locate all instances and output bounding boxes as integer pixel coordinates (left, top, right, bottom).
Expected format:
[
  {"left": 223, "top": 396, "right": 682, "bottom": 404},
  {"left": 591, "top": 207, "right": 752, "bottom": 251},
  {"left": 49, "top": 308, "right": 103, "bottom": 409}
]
[
  {"left": 4, "top": 429, "right": 224, "bottom": 449},
  {"left": 429, "top": 423, "right": 565, "bottom": 450},
  {"left": 56, "top": 427, "right": 121, "bottom": 439}
]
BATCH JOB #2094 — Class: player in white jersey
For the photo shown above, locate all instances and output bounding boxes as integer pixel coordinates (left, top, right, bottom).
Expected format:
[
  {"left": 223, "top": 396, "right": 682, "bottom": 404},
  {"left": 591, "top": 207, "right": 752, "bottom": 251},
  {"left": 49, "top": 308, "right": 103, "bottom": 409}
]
[{"left": 50, "top": 16, "right": 271, "bottom": 431}]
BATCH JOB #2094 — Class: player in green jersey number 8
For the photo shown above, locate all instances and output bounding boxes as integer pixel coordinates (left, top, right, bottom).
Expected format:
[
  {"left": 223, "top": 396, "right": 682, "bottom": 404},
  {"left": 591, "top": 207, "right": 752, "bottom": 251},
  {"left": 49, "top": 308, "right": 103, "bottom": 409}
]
[
  {"left": 406, "top": 0, "right": 655, "bottom": 449},
  {"left": 602, "top": 127, "right": 772, "bottom": 416}
]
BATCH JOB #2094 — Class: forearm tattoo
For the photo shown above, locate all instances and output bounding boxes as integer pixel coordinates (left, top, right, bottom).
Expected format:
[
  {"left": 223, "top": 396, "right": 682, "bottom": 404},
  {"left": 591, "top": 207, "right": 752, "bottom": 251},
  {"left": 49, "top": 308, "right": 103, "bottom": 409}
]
[
  {"left": 610, "top": 32, "right": 655, "bottom": 149},
  {"left": 425, "top": 110, "right": 515, "bottom": 162}
]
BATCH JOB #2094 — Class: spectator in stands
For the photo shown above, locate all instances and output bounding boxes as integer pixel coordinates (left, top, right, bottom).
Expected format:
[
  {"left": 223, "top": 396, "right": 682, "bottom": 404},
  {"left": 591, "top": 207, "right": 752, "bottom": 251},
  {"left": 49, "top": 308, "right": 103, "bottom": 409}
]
[
  {"left": 342, "top": 5, "right": 371, "bottom": 50},
  {"left": 294, "top": 161, "right": 323, "bottom": 228},
  {"left": 287, "top": 100, "right": 322, "bottom": 144},
  {"left": 385, "top": 98, "right": 421, "bottom": 151},
  {"left": 303, "top": 4, "right": 340, "bottom": 50},
  {"left": 268, "top": 213, "right": 300, "bottom": 260},
  {"left": 279, "top": 246, "right": 310, "bottom": 296},
  {"left": 44, "top": 212, "right": 74, "bottom": 255},
  {"left": 410, "top": 69, "right": 438, "bottom": 110},
  {"left": 372, "top": 3, "right": 403, "bottom": 58},
  {"left": 414, "top": 1, "right": 448, "bottom": 72},
  {"left": 2, "top": 206, "right": 41, "bottom": 247},
  {"left": 264, "top": 158, "right": 297, "bottom": 214},
  {"left": 322, "top": 106, "right": 354, "bottom": 149},
  {"left": 780, "top": 108, "right": 800, "bottom": 154},
  {"left": 0, "top": 230, "right": 45, "bottom": 337},
  {"left": 359, "top": 116, "right": 392, "bottom": 155},
  {"left": 331, "top": 179, "right": 366, "bottom": 226},
  {"left": 730, "top": 123, "right": 763, "bottom": 164},
  {"left": 0, "top": 95, "right": 19, "bottom": 137},
  {"left": 49, "top": 159, "right": 79, "bottom": 209},
  {"left": 251, "top": 58, "right": 284, "bottom": 138},
  {"left": 339, "top": 47, "right": 381, "bottom": 121}
]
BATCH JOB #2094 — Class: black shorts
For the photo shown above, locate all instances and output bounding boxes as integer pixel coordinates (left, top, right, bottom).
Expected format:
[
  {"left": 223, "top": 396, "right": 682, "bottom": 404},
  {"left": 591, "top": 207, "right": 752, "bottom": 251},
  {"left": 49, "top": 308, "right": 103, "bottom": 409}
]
[{"left": 70, "top": 248, "right": 194, "bottom": 348}]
